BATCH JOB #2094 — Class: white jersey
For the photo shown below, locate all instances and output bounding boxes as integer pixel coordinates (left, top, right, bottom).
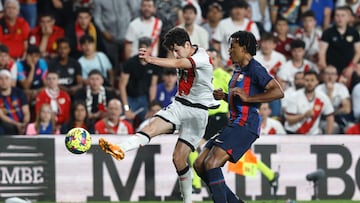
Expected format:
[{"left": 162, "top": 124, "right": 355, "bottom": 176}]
[
  {"left": 177, "top": 47, "right": 219, "bottom": 108},
  {"left": 294, "top": 29, "right": 321, "bottom": 61},
  {"left": 277, "top": 59, "right": 318, "bottom": 87},
  {"left": 261, "top": 117, "right": 286, "bottom": 135},
  {"left": 254, "top": 50, "right": 286, "bottom": 76},
  {"left": 213, "top": 17, "right": 260, "bottom": 65},
  {"left": 281, "top": 86, "right": 297, "bottom": 111},
  {"left": 178, "top": 24, "right": 209, "bottom": 50},
  {"left": 316, "top": 83, "right": 350, "bottom": 110},
  {"left": 285, "top": 89, "right": 334, "bottom": 134},
  {"left": 125, "top": 16, "right": 163, "bottom": 57}
]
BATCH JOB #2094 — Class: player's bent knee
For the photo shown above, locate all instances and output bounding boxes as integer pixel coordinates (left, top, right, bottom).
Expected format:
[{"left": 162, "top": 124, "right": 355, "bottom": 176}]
[
  {"left": 204, "top": 156, "right": 224, "bottom": 170},
  {"left": 172, "top": 152, "right": 187, "bottom": 168}
]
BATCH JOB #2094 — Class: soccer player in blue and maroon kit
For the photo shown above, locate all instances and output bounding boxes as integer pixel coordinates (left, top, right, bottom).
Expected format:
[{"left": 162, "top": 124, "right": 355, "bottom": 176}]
[{"left": 194, "top": 31, "right": 284, "bottom": 203}]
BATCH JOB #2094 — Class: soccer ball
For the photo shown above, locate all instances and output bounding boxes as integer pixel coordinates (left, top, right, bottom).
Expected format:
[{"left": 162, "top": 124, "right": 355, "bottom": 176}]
[{"left": 65, "top": 127, "right": 92, "bottom": 154}]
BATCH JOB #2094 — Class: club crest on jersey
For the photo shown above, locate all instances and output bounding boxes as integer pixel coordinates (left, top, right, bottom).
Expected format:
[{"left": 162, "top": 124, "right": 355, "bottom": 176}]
[
  {"left": 346, "top": 35, "right": 354, "bottom": 42},
  {"left": 237, "top": 74, "right": 244, "bottom": 81},
  {"left": 314, "top": 104, "right": 321, "bottom": 111}
]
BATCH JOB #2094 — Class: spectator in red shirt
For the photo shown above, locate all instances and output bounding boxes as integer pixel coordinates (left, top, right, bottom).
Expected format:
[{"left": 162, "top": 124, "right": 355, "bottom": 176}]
[
  {"left": 274, "top": 16, "right": 294, "bottom": 60},
  {"left": 29, "top": 13, "right": 65, "bottom": 59},
  {"left": 35, "top": 70, "right": 71, "bottom": 126},
  {"left": 65, "top": 7, "right": 106, "bottom": 59},
  {"left": 0, "top": 0, "right": 30, "bottom": 59},
  {"left": 95, "top": 98, "right": 134, "bottom": 135}
]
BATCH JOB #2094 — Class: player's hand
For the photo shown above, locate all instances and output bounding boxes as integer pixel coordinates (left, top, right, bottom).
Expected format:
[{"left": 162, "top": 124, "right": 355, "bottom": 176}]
[
  {"left": 231, "top": 87, "right": 249, "bottom": 102},
  {"left": 139, "top": 48, "right": 151, "bottom": 63},
  {"left": 213, "top": 88, "right": 225, "bottom": 100}
]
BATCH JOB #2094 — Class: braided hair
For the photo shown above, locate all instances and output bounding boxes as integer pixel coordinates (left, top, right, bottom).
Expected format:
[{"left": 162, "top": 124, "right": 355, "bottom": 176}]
[{"left": 229, "top": 31, "right": 257, "bottom": 56}]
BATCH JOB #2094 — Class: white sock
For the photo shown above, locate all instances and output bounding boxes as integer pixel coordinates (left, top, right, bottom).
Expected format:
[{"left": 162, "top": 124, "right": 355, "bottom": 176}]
[
  {"left": 178, "top": 166, "right": 193, "bottom": 203},
  {"left": 118, "top": 132, "right": 150, "bottom": 152}
]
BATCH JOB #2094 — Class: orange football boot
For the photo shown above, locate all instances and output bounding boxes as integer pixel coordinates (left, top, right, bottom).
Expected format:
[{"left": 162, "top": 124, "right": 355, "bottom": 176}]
[{"left": 98, "top": 138, "right": 125, "bottom": 160}]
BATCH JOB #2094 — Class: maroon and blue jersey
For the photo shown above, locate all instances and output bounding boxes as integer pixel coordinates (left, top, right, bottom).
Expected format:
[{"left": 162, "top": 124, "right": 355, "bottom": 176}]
[
  {"left": 0, "top": 88, "right": 28, "bottom": 122},
  {"left": 228, "top": 58, "right": 273, "bottom": 135}
]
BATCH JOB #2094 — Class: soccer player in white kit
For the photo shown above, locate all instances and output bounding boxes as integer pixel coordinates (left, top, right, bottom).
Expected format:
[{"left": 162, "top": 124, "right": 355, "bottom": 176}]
[{"left": 99, "top": 27, "right": 218, "bottom": 203}]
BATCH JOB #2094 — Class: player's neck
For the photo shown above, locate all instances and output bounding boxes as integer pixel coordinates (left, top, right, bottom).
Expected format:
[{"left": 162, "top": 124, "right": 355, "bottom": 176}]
[
  {"left": 239, "top": 55, "right": 252, "bottom": 67},
  {"left": 305, "top": 90, "right": 315, "bottom": 101}
]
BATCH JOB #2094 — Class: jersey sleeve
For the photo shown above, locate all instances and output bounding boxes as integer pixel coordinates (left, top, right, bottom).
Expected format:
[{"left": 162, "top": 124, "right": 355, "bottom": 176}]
[
  {"left": 253, "top": 62, "right": 273, "bottom": 89},
  {"left": 189, "top": 48, "right": 211, "bottom": 70},
  {"left": 321, "top": 29, "right": 331, "bottom": 43}
]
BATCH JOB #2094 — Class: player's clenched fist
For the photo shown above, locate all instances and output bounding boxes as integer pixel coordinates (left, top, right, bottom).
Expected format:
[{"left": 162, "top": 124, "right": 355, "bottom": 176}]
[{"left": 213, "top": 88, "right": 225, "bottom": 100}]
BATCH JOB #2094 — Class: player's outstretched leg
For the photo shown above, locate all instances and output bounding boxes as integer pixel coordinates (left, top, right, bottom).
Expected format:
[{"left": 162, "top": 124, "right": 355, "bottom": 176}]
[
  {"left": 99, "top": 132, "right": 151, "bottom": 160},
  {"left": 98, "top": 138, "right": 125, "bottom": 160}
]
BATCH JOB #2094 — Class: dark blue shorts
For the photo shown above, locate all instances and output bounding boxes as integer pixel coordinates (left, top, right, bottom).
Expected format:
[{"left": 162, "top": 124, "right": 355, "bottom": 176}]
[{"left": 205, "top": 123, "right": 258, "bottom": 163}]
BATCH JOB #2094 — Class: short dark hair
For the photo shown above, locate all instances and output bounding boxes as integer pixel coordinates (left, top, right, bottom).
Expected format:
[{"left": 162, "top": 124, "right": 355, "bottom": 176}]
[
  {"left": 230, "top": 0, "right": 249, "bottom": 9},
  {"left": 336, "top": 5, "right": 354, "bottom": 16},
  {"left": 139, "top": 37, "right": 152, "bottom": 47},
  {"left": 79, "top": 35, "right": 95, "bottom": 45},
  {"left": 27, "top": 45, "right": 40, "bottom": 54},
  {"left": 75, "top": 7, "right": 91, "bottom": 16},
  {"left": 207, "top": 47, "right": 220, "bottom": 55},
  {"left": 88, "top": 69, "right": 104, "bottom": 78},
  {"left": 301, "top": 10, "right": 315, "bottom": 20},
  {"left": 56, "top": 37, "right": 70, "bottom": 47},
  {"left": 229, "top": 31, "right": 257, "bottom": 56},
  {"left": 163, "top": 27, "right": 191, "bottom": 51},
  {"left": 0, "top": 44, "right": 9, "bottom": 53},
  {"left": 147, "top": 100, "right": 162, "bottom": 110},
  {"left": 163, "top": 69, "right": 177, "bottom": 75},
  {"left": 39, "top": 12, "right": 55, "bottom": 20},
  {"left": 290, "top": 39, "right": 305, "bottom": 50},
  {"left": 261, "top": 32, "right": 277, "bottom": 43},
  {"left": 182, "top": 4, "right": 197, "bottom": 14},
  {"left": 275, "top": 15, "right": 288, "bottom": 25},
  {"left": 304, "top": 70, "right": 319, "bottom": 80}
]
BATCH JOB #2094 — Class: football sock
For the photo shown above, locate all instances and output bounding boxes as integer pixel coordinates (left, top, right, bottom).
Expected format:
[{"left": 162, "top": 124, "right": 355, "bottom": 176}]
[
  {"left": 177, "top": 166, "right": 193, "bottom": 203},
  {"left": 188, "top": 151, "right": 202, "bottom": 189},
  {"left": 225, "top": 185, "right": 240, "bottom": 203},
  {"left": 206, "top": 168, "right": 226, "bottom": 203},
  {"left": 118, "top": 132, "right": 150, "bottom": 152},
  {"left": 256, "top": 159, "right": 275, "bottom": 181}
]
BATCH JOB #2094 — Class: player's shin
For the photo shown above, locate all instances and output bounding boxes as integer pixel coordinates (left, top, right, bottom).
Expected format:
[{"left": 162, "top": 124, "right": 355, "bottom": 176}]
[
  {"left": 177, "top": 165, "right": 193, "bottom": 203},
  {"left": 119, "top": 131, "right": 150, "bottom": 152}
]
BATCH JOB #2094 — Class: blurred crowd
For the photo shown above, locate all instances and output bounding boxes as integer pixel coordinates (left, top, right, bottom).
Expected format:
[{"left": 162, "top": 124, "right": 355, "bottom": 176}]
[{"left": 0, "top": 0, "right": 360, "bottom": 136}]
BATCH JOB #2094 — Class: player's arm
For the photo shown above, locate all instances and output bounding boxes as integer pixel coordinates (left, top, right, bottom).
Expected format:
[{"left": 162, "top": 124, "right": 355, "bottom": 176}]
[
  {"left": 139, "top": 48, "right": 193, "bottom": 69},
  {"left": 285, "top": 110, "right": 313, "bottom": 125},
  {"left": 233, "top": 79, "right": 284, "bottom": 103}
]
